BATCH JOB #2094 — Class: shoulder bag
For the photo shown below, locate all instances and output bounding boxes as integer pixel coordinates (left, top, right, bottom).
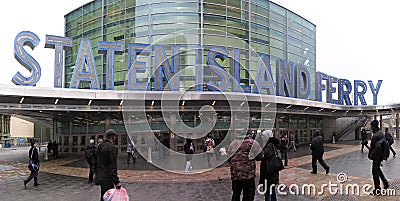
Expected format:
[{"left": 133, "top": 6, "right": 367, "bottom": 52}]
[{"left": 266, "top": 145, "right": 284, "bottom": 174}]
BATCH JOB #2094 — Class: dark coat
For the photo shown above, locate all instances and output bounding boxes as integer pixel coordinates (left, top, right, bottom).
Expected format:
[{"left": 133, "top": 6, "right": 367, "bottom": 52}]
[
  {"left": 85, "top": 144, "right": 96, "bottom": 165},
  {"left": 369, "top": 129, "right": 385, "bottom": 161},
  {"left": 95, "top": 139, "right": 120, "bottom": 185},
  {"left": 259, "top": 137, "right": 280, "bottom": 186},
  {"left": 310, "top": 136, "right": 324, "bottom": 156},
  {"left": 184, "top": 142, "right": 195, "bottom": 161},
  {"left": 29, "top": 147, "right": 39, "bottom": 165}
]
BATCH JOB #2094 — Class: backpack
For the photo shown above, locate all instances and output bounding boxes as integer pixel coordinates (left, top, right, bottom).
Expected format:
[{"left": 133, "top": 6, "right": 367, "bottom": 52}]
[
  {"left": 369, "top": 137, "right": 390, "bottom": 161},
  {"left": 385, "top": 132, "right": 394, "bottom": 145},
  {"left": 85, "top": 147, "right": 94, "bottom": 161}
]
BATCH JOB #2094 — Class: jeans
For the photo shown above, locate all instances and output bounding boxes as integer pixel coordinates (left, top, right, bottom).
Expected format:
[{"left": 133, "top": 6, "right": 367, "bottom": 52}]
[
  {"left": 280, "top": 150, "right": 288, "bottom": 166},
  {"left": 206, "top": 153, "right": 213, "bottom": 167},
  {"left": 231, "top": 179, "right": 255, "bottom": 201},
  {"left": 184, "top": 160, "right": 192, "bottom": 172},
  {"left": 372, "top": 160, "right": 388, "bottom": 190}
]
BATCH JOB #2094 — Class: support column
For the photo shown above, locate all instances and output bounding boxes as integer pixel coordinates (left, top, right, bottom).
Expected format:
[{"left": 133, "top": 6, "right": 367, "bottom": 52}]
[
  {"left": 105, "top": 114, "right": 111, "bottom": 130},
  {"left": 380, "top": 115, "right": 383, "bottom": 130},
  {"left": 396, "top": 113, "right": 399, "bottom": 139},
  {"left": 275, "top": 115, "right": 280, "bottom": 139}
]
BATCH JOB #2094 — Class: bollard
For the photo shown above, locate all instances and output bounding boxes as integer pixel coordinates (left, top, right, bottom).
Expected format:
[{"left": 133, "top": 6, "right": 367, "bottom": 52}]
[
  {"left": 147, "top": 146, "right": 152, "bottom": 163},
  {"left": 44, "top": 147, "right": 48, "bottom": 160}
]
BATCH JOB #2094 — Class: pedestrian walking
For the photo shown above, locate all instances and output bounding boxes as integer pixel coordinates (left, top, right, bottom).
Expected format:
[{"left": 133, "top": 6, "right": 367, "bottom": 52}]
[
  {"left": 24, "top": 140, "right": 40, "bottom": 188},
  {"left": 259, "top": 130, "right": 281, "bottom": 201},
  {"left": 85, "top": 139, "right": 96, "bottom": 183},
  {"left": 361, "top": 129, "right": 370, "bottom": 153},
  {"left": 310, "top": 131, "right": 330, "bottom": 174},
  {"left": 184, "top": 138, "right": 195, "bottom": 173},
  {"left": 228, "top": 130, "right": 263, "bottom": 201},
  {"left": 95, "top": 129, "right": 121, "bottom": 201},
  {"left": 205, "top": 134, "right": 215, "bottom": 168},
  {"left": 127, "top": 140, "right": 136, "bottom": 164},
  {"left": 332, "top": 132, "right": 336, "bottom": 144},
  {"left": 47, "top": 140, "right": 53, "bottom": 155},
  {"left": 384, "top": 128, "right": 396, "bottom": 158},
  {"left": 368, "top": 120, "right": 389, "bottom": 195},
  {"left": 52, "top": 140, "right": 59, "bottom": 159},
  {"left": 289, "top": 132, "right": 296, "bottom": 152},
  {"left": 279, "top": 134, "right": 289, "bottom": 166}
]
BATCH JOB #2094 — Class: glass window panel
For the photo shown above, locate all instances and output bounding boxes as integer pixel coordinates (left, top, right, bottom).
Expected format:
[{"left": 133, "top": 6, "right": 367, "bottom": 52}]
[
  {"left": 136, "top": 5, "right": 150, "bottom": 16},
  {"left": 270, "top": 2, "right": 286, "bottom": 17},
  {"left": 270, "top": 19, "right": 286, "bottom": 33},
  {"left": 270, "top": 38, "right": 284, "bottom": 49},
  {"left": 270, "top": 29, "right": 286, "bottom": 42},
  {"left": 204, "top": 0, "right": 226, "bottom": 5},
  {"left": 204, "top": 3, "right": 226, "bottom": 15},
  {"left": 269, "top": 10, "right": 286, "bottom": 24},
  {"left": 204, "top": 14, "right": 226, "bottom": 25},
  {"left": 288, "top": 36, "right": 302, "bottom": 47},
  {"left": 270, "top": 47, "right": 284, "bottom": 58}
]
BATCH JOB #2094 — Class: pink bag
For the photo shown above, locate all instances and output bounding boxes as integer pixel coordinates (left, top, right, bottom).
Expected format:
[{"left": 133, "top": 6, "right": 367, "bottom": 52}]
[{"left": 111, "top": 187, "right": 129, "bottom": 201}]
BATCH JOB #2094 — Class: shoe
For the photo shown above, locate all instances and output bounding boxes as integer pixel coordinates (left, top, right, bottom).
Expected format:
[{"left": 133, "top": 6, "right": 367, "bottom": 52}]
[
  {"left": 23, "top": 181, "right": 27, "bottom": 188},
  {"left": 310, "top": 171, "right": 317, "bottom": 174},
  {"left": 34, "top": 183, "right": 40, "bottom": 187},
  {"left": 326, "top": 167, "right": 330, "bottom": 174},
  {"left": 284, "top": 164, "right": 288, "bottom": 167},
  {"left": 184, "top": 170, "right": 189, "bottom": 173},
  {"left": 384, "top": 182, "right": 389, "bottom": 189},
  {"left": 88, "top": 180, "right": 93, "bottom": 183}
]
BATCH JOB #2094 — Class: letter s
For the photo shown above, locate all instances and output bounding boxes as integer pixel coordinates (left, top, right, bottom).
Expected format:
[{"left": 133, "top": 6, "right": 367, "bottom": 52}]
[{"left": 12, "top": 31, "right": 41, "bottom": 86}]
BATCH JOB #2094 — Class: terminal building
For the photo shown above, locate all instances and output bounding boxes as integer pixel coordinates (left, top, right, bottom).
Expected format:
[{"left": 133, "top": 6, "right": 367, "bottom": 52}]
[{"left": 0, "top": 0, "right": 399, "bottom": 156}]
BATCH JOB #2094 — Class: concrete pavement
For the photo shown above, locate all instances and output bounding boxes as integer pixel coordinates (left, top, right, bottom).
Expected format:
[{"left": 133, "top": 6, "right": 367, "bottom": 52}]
[{"left": 0, "top": 141, "right": 399, "bottom": 200}]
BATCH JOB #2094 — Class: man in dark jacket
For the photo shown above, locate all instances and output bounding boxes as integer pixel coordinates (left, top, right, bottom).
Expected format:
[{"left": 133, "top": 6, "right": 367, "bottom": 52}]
[
  {"left": 310, "top": 131, "right": 329, "bottom": 174},
  {"left": 85, "top": 139, "right": 96, "bottom": 183},
  {"left": 368, "top": 120, "right": 389, "bottom": 195},
  {"left": 96, "top": 129, "right": 121, "bottom": 201},
  {"left": 24, "top": 140, "right": 40, "bottom": 188},
  {"left": 228, "top": 130, "right": 263, "bottom": 201},
  {"left": 259, "top": 130, "right": 280, "bottom": 201},
  {"left": 384, "top": 128, "right": 396, "bottom": 158}
]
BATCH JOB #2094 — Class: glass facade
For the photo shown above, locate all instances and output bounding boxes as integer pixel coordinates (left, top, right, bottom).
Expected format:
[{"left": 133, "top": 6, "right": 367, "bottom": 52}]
[
  {"left": 61, "top": 0, "right": 319, "bottom": 153},
  {"left": 65, "top": 0, "right": 317, "bottom": 99}
]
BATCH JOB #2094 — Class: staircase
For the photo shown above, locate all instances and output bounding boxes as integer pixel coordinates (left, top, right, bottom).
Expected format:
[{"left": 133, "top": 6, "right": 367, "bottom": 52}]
[{"left": 336, "top": 116, "right": 369, "bottom": 140}]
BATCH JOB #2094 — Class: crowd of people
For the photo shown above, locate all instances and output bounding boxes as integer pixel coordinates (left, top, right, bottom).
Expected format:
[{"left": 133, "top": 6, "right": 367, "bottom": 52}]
[{"left": 23, "top": 120, "right": 396, "bottom": 200}]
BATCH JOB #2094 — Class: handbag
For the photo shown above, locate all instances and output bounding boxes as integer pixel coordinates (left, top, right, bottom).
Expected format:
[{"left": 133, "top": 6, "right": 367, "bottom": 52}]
[
  {"left": 266, "top": 145, "right": 284, "bottom": 174},
  {"left": 28, "top": 148, "right": 40, "bottom": 171}
]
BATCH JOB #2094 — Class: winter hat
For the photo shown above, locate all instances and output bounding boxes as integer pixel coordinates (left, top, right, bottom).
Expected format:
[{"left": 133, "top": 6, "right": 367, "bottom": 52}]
[
  {"left": 261, "top": 130, "right": 274, "bottom": 138},
  {"left": 370, "top": 120, "right": 379, "bottom": 128}
]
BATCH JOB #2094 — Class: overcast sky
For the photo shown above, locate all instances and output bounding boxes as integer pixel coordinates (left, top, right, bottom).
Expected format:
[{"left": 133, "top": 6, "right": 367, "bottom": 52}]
[{"left": 0, "top": 0, "right": 399, "bottom": 105}]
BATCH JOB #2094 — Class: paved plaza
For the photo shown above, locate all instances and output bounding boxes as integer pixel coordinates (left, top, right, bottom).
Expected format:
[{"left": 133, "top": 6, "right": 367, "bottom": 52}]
[{"left": 0, "top": 141, "right": 399, "bottom": 201}]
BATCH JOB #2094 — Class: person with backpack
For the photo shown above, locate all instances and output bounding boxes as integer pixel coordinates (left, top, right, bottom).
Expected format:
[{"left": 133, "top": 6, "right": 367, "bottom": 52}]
[
  {"left": 85, "top": 139, "right": 96, "bottom": 183},
  {"left": 228, "top": 130, "right": 263, "bottom": 201},
  {"left": 384, "top": 128, "right": 396, "bottom": 158},
  {"left": 368, "top": 120, "right": 389, "bottom": 195},
  {"left": 259, "top": 130, "right": 281, "bottom": 201},
  {"left": 184, "top": 138, "right": 195, "bottom": 173},
  {"left": 361, "top": 129, "right": 370, "bottom": 153}
]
